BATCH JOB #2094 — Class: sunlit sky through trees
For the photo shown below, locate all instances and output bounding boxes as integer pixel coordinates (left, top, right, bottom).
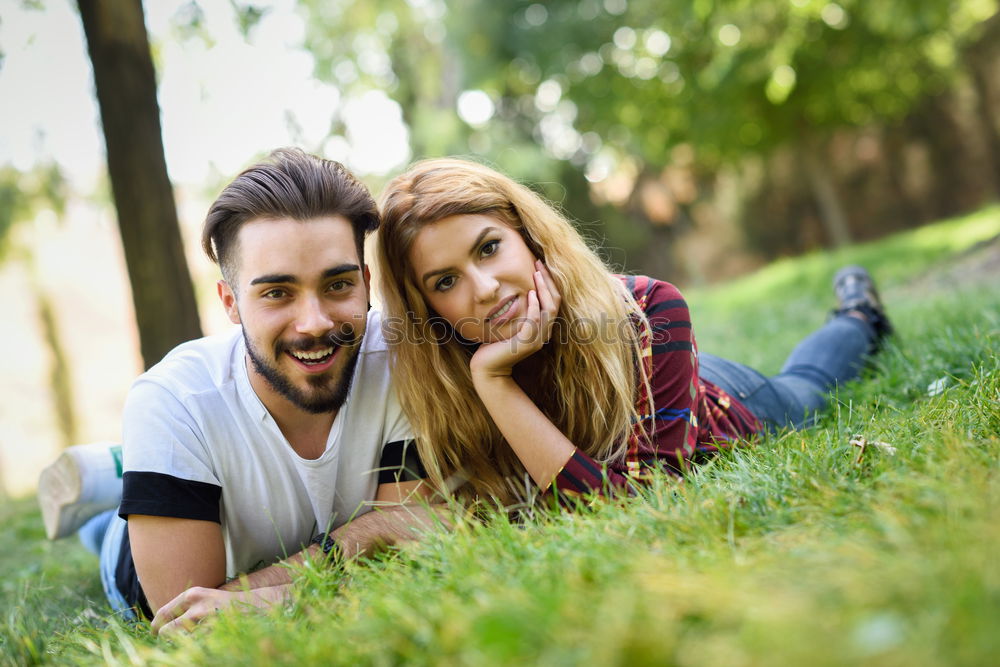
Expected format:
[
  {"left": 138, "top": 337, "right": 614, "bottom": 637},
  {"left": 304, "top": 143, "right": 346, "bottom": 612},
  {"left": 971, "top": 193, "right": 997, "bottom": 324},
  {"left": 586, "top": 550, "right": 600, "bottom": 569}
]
[{"left": 0, "top": 0, "right": 412, "bottom": 191}]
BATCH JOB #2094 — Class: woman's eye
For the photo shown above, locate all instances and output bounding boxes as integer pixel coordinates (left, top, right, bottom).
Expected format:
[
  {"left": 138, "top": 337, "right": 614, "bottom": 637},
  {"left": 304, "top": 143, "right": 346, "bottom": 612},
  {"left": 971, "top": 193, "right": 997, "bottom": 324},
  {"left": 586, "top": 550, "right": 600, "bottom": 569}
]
[
  {"left": 435, "top": 275, "right": 456, "bottom": 292},
  {"left": 481, "top": 240, "right": 500, "bottom": 257}
]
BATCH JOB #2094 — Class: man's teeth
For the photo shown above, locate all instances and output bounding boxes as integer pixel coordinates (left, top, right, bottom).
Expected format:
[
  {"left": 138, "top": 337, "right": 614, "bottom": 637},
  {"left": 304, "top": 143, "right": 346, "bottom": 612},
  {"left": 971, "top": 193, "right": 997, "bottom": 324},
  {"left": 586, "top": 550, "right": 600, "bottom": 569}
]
[
  {"left": 291, "top": 347, "right": 334, "bottom": 361},
  {"left": 490, "top": 300, "right": 513, "bottom": 320}
]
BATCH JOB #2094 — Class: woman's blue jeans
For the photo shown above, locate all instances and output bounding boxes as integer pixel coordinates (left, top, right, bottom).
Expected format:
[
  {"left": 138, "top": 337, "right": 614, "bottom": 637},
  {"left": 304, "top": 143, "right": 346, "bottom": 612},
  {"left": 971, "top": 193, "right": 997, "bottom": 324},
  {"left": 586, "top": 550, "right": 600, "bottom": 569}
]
[{"left": 699, "top": 314, "right": 876, "bottom": 431}]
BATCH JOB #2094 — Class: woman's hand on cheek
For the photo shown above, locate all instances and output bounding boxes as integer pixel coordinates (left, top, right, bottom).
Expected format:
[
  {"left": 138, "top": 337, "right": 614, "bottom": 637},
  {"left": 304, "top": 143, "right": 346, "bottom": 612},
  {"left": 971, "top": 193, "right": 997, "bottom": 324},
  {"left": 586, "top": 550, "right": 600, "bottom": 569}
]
[
  {"left": 469, "top": 262, "right": 561, "bottom": 380},
  {"left": 534, "top": 260, "right": 562, "bottom": 339}
]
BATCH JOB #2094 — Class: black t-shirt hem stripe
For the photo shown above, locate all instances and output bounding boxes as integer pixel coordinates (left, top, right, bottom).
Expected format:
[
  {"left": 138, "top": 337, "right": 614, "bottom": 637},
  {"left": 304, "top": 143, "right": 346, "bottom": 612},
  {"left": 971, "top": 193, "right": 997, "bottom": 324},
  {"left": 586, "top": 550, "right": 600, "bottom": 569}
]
[{"left": 119, "top": 470, "right": 222, "bottom": 523}]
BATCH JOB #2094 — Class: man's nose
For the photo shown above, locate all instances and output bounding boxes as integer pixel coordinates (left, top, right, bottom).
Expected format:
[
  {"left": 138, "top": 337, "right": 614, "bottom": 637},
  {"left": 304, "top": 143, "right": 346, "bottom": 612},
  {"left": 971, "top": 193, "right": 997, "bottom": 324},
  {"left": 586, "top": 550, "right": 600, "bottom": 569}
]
[
  {"left": 295, "top": 296, "right": 334, "bottom": 337},
  {"left": 472, "top": 268, "right": 500, "bottom": 304}
]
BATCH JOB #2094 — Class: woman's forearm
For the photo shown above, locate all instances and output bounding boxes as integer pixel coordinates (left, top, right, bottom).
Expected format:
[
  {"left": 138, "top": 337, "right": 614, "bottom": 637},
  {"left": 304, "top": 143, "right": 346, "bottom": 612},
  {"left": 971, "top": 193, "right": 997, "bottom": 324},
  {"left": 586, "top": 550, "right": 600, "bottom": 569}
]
[{"left": 471, "top": 373, "right": 576, "bottom": 489}]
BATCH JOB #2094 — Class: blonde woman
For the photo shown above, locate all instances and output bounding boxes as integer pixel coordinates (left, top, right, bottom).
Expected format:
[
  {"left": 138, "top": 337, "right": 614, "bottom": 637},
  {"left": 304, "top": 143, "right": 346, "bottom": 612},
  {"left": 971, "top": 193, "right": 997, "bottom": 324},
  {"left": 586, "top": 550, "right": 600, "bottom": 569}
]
[{"left": 376, "top": 158, "right": 892, "bottom": 507}]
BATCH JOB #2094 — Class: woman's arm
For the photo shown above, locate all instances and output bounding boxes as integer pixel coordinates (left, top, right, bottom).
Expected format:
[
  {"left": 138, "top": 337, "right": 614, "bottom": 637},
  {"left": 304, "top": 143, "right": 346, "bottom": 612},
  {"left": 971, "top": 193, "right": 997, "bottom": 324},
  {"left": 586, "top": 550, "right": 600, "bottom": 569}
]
[
  {"left": 471, "top": 373, "right": 578, "bottom": 489},
  {"left": 469, "top": 261, "right": 578, "bottom": 489}
]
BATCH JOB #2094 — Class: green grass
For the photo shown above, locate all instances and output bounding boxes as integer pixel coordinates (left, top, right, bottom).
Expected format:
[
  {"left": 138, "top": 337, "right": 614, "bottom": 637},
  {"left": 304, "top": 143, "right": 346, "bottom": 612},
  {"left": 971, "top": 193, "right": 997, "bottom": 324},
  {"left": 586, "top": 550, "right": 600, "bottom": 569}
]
[
  {"left": 4, "top": 206, "right": 999, "bottom": 666},
  {"left": 0, "top": 498, "right": 105, "bottom": 665}
]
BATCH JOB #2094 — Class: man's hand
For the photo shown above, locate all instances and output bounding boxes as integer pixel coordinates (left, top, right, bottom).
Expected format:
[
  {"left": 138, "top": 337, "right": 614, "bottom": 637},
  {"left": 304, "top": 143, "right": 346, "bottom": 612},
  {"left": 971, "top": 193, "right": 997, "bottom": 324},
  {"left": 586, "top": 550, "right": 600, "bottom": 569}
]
[
  {"left": 150, "top": 585, "right": 290, "bottom": 639},
  {"left": 151, "top": 503, "right": 448, "bottom": 638}
]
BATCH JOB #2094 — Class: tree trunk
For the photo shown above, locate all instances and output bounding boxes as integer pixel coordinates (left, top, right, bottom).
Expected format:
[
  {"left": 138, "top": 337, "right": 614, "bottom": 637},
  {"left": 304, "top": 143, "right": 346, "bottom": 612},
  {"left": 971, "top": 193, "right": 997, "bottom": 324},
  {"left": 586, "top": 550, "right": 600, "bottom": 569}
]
[
  {"left": 882, "top": 125, "right": 923, "bottom": 228},
  {"left": 801, "top": 144, "right": 853, "bottom": 248},
  {"left": 77, "top": 0, "right": 202, "bottom": 369},
  {"left": 965, "top": 10, "right": 1000, "bottom": 194},
  {"left": 915, "top": 90, "right": 989, "bottom": 218},
  {"left": 624, "top": 166, "right": 680, "bottom": 279},
  {"left": 31, "top": 271, "right": 78, "bottom": 450}
]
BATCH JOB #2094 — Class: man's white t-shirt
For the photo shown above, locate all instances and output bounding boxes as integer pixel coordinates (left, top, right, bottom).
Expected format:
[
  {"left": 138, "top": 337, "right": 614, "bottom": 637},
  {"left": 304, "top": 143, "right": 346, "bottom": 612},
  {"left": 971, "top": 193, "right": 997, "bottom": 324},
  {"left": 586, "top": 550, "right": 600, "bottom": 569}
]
[{"left": 118, "top": 309, "right": 413, "bottom": 580}]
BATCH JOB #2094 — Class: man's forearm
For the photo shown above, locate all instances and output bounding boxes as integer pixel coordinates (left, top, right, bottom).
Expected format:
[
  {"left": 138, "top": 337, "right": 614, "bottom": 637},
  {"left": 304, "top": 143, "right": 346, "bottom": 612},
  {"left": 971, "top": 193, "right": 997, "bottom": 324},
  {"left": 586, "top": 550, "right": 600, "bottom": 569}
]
[
  {"left": 220, "top": 504, "right": 449, "bottom": 591},
  {"left": 335, "top": 503, "right": 450, "bottom": 559},
  {"left": 220, "top": 552, "right": 310, "bottom": 590}
]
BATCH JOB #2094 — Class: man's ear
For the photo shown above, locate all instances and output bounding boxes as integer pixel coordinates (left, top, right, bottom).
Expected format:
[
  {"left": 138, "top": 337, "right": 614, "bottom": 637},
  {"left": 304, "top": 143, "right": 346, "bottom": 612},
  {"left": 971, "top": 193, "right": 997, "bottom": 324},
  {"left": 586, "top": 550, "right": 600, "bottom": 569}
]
[
  {"left": 362, "top": 265, "right": 374, "bottom": 311},
  {"left": 217, "top": 280, "right": 241, "bottom": 324}
]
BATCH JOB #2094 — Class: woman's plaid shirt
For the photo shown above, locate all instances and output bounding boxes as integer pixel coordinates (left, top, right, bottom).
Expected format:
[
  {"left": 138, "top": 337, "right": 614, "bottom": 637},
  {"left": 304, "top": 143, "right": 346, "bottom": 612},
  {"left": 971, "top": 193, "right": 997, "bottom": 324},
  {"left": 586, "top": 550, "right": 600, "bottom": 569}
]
[{"left": 550, "top": 275, "right": 760, "bottom": 499}]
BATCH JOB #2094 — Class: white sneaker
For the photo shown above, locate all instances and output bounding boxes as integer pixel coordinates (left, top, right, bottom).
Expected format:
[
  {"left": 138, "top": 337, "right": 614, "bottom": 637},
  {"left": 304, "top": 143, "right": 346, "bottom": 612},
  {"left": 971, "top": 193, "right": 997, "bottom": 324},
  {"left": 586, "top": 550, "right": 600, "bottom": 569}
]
[{"left": 38, "top": 442, "right": 124, "bottom": 540}]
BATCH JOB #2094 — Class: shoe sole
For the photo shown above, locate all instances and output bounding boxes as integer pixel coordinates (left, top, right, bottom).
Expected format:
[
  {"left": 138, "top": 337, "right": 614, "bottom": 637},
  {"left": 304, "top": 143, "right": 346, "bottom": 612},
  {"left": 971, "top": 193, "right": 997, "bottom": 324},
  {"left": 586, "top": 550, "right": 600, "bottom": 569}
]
[
  {"left": 834, "top": 266, "right": 878, "bottom": 307},
  {"left": 38, "top": 450, "right": 84, "bottom": 540},
  {"left": 832, "top": 265, "right": 894, "bottom": 344}
]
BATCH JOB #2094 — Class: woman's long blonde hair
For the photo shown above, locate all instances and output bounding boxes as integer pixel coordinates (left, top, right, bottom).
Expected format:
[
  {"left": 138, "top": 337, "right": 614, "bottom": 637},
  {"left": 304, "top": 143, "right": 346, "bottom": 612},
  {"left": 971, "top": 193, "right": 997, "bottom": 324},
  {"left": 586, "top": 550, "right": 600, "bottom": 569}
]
[{"left": 376, "top": 158, "right": 651, "bottom": 507}]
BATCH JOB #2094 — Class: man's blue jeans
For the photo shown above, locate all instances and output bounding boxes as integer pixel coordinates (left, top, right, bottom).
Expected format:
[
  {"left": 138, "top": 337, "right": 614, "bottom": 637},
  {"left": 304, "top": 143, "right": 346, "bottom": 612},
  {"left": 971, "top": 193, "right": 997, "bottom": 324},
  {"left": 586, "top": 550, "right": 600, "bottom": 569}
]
[
  {"left": 79, "top": 509, "right": 136, "bottom": 620},
  {"left": 699, "top": 314, "right": 876, "bottom": 431}
]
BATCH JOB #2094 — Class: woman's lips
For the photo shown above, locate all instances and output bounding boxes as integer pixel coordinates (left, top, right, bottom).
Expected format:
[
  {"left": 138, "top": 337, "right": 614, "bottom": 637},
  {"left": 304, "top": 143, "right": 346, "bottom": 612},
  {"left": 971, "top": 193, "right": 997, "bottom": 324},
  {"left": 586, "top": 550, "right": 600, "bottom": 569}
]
[{"left": 486, "top": 295, "right": 519, "bottom": 326}]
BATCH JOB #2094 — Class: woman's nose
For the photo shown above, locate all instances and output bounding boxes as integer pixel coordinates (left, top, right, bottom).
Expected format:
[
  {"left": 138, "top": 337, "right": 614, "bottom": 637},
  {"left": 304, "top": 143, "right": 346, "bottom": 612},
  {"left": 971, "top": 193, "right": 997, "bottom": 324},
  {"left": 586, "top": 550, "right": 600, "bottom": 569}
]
[{"left": 471, "top": 268, "right": 500, "bottom": 304}]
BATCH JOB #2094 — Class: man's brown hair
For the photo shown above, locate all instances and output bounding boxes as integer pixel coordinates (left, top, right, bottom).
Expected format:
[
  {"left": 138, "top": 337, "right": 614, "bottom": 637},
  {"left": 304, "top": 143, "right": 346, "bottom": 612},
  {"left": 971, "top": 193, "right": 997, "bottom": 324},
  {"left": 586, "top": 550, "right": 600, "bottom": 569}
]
[{"left": 202, "top": 148, "right": 379, "bottom": 286}]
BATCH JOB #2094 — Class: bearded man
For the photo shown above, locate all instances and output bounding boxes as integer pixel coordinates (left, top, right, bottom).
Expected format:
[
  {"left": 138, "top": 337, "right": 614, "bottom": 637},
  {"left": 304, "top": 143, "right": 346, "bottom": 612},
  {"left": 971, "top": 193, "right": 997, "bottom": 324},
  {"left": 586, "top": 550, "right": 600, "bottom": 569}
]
[{"left": 38, "top": 149, "right": 433, "bottom": 636}]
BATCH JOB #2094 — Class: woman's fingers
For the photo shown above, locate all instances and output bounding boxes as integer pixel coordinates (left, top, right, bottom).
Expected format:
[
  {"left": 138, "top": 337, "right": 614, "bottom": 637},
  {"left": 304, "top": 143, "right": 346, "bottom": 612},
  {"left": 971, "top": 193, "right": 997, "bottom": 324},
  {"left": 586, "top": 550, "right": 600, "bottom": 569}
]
[
  {"left": 535, "top": 261, "right": 561, "bottom": 309},
  {"left": 533, "top": 262, "right": 560, "bottom": 343},
  {"left": 518, "top": 289, "right": 541, "bottom": 343}
]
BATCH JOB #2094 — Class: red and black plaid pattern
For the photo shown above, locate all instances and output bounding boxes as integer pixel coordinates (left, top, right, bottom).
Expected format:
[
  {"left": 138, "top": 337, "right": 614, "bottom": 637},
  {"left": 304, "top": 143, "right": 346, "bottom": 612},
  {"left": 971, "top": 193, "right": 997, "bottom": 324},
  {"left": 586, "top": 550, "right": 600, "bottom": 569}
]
[{"left": 550, "top": 276, "right": 760, "bottom": 500}]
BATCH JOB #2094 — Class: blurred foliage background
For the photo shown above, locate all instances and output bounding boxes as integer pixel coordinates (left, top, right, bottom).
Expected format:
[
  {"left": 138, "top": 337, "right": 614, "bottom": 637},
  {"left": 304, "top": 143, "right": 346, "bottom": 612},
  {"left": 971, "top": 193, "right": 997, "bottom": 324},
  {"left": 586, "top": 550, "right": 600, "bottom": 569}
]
[{"left": 292, "top": 0, "right": 1000, "bottom": 280}]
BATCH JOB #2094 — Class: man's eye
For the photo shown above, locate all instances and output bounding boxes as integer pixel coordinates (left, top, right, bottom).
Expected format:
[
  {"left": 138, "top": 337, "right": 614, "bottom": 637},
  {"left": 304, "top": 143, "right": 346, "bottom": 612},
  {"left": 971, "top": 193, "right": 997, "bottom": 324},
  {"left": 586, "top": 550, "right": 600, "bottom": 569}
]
[
  {"left": 328, "top": 280, "right": 351, "bottom": 292},
  {"left": 434, "top": 275, "right": 456, "bottom": 292},
  {"left": 481, "top": 240, "right": 500, "bottom": 257},
  {"left": 263, "top": 288, "right": 286, "bottom": 299}
]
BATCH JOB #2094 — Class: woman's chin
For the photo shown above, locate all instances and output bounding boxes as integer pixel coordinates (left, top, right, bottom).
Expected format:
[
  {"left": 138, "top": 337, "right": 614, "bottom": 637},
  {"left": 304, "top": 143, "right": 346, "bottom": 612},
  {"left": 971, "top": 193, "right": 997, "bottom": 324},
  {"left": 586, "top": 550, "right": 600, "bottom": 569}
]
[
  {"left": 460, "top": 317, "right": 521, "bottom": 344},
  {"left": 481, "top": 323, "right": 519, "bottom": 344}
]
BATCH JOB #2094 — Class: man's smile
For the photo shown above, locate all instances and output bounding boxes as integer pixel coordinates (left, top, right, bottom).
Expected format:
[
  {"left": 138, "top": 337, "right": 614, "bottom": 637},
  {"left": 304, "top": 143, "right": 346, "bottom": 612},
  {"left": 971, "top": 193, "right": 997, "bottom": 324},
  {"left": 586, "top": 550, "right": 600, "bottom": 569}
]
[{"left": 285, "top": 345, "right": 339, "bottom": 373}]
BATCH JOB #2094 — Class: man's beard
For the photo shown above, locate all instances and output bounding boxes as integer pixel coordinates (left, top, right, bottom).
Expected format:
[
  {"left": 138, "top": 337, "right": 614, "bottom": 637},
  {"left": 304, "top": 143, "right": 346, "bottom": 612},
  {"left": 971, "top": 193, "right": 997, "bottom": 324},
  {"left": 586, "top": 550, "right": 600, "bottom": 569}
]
[{"left": 243, "top": 328, "right": 362, "bottom": 414}]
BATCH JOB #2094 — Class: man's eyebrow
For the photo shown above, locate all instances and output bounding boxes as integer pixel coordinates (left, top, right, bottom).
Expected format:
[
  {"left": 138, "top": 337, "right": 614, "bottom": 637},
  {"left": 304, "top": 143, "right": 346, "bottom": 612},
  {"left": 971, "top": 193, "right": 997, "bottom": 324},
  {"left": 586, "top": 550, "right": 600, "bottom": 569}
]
[
  {"left": 420, "top": 227, "right": 496, "bottom": 286},
  {"left": 322, "top": 264, "right": 361, "bottom": 279},
  {"left": 250, "top": 274, "right": 296, "bottom": 286},
  {"left": 249, "top": 264, "right": 360, "bottom": 287}
]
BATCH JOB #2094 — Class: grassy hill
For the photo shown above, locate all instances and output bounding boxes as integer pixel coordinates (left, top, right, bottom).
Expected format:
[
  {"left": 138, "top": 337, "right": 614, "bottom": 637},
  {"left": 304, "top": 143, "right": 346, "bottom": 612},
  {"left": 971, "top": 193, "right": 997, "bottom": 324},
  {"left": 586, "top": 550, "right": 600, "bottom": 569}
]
[{"left": 3, "top": 206, "right": 998, "bottom": 666}]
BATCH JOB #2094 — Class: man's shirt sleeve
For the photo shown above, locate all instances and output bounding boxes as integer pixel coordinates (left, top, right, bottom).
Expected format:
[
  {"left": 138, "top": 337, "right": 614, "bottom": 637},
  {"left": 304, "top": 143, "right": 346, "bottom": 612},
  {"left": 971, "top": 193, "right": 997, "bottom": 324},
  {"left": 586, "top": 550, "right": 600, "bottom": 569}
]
[
  {"left": 118, "top": 377, "right": 223, "bottom": 523},
  {"left": 376, "top": 440, "right": 427, "bottom": 484},
  {"left": 374, "top": 380, "right": 424, "bottom": 485}
]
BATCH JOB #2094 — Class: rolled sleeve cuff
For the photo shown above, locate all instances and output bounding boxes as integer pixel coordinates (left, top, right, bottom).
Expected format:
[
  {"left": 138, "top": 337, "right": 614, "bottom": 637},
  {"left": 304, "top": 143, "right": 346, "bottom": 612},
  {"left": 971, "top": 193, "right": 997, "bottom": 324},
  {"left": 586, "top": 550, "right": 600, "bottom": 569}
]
[
  {"left": 547, "top": 450, "right": 638, "bottom": 505},
  {"left": 119, "top": 471, "right": 222, "bottom": 523}
]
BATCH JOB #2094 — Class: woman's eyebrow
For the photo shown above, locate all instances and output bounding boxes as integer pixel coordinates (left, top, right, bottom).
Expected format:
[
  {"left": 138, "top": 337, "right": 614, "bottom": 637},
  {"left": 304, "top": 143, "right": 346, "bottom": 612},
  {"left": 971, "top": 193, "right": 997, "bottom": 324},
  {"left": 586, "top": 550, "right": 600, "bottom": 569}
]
[{"left": 468, "top": 226, "right": 496, "bottom": 252}]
